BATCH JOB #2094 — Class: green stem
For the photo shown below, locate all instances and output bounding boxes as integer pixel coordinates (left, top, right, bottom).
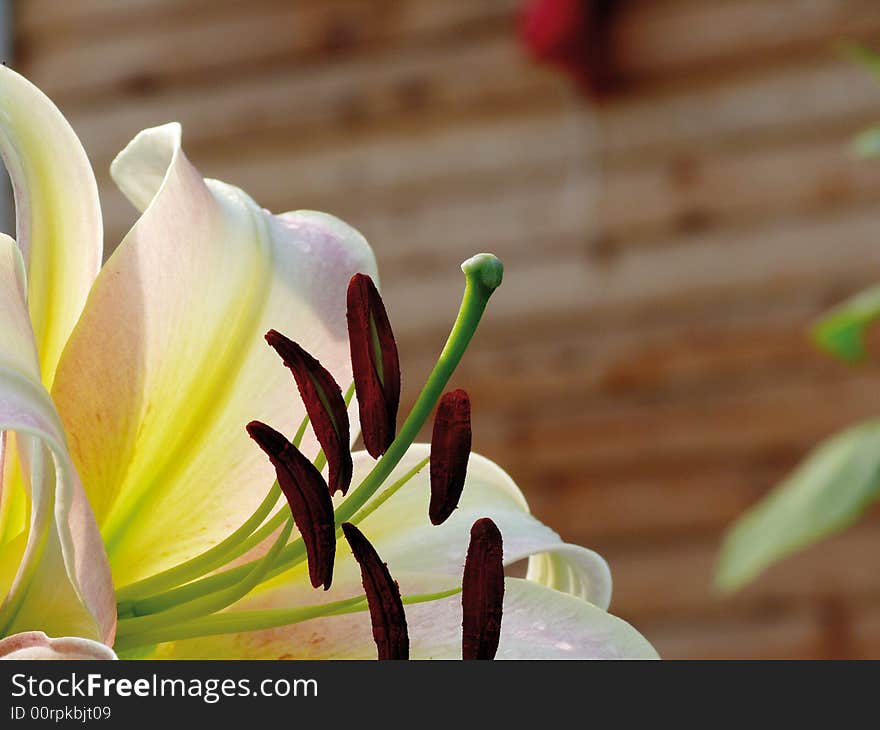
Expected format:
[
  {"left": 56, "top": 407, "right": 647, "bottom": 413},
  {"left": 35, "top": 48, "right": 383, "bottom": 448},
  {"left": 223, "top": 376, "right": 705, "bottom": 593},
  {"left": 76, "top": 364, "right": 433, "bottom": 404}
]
[{"left": 121, "top": 255, "right": 502, "bottom": 617}]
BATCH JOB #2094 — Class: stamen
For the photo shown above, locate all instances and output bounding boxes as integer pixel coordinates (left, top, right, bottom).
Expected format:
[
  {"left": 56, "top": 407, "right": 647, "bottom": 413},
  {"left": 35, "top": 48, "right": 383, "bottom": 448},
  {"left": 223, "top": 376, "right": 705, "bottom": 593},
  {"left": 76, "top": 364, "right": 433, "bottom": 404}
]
[
  {"left": 341, "top": 522, "right": 409, "bottom": 660},
  {"left": 429, "top": 389, "right": 472, "bottom": 525},
  {"left": 265, "top": 329, "right": 353, "bottom": 495},
  {"left": 462, "top": 518, "right": 504, "bottom": 660},
  {"left": 123, "top": 255, "right": 503, "bottom": 618},
  {"left": 346, "top": 273, "right": 401, "bottom": 459},
  {"left": 247, "top": 421, "right": 335, "bottom": 590}
]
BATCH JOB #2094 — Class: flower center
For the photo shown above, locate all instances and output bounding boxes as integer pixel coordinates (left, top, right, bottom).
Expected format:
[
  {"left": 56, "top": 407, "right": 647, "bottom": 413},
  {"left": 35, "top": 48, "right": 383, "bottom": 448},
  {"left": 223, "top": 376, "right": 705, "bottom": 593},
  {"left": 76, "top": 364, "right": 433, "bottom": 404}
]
[{"left": 111, "top": 254, "right": 506, "bottom": 659}]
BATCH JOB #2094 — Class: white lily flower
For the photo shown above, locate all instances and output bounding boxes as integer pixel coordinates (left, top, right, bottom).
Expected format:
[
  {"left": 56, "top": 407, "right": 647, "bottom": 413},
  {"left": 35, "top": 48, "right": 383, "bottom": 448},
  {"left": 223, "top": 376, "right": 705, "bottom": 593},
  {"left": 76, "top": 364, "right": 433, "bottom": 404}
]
[{"left": 0, "top": 65, "right": 656, "bottom": 660}]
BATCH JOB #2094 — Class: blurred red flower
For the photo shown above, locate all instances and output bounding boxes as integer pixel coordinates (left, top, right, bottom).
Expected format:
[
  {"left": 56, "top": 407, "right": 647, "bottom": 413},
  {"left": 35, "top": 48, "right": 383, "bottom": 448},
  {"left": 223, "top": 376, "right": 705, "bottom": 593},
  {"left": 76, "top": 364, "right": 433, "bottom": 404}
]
[{"left": 519, "top": 0, "right": 619, "bottom": 97}]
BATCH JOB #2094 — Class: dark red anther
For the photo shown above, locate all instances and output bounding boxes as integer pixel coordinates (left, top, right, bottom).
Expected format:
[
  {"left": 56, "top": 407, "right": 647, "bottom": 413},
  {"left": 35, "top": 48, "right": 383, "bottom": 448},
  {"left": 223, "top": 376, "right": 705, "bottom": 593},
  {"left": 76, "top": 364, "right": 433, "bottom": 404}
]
[
  {"left": 246, "top": 421, "right": 336, "bottom": 590},
  {"left": 462, "top": 518, "right": 504, "bottom": 660},
  {"left": 341, "top": 522, "right": 409, "bottom": 660},
  {"left": 265, "top": 329, "right": 353, "bottom": 496},
  {"left": 429, "top": 389, "right": 472, "bottom": 525},
  {"left": 346, "top": 273, "right": 401, "bottom": 459}
]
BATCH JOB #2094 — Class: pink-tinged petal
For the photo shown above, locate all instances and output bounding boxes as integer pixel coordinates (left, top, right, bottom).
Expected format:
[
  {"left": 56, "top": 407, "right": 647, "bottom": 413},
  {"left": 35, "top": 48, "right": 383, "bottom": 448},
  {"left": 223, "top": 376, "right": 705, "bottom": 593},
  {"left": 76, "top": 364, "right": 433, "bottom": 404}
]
[
  {"left": 352, "top": 445, "right": 613, "bottom": 609},
  {"left": 0, "top": 66, "right": 102, "bottom": 387},
  {"left": 51, "top": 124, "right": 377, "bottom": 586},
  {"left": 0, "top": 631, "right": 116, "bottom": 660},
  {"left": 408, "top": 578, "right": 658, "bottom": 660},
  {"left": 0, "top": 236, "right": 114, "bottom": 643},
  {"left": 150, "top": 575, "right": 655, "bottom": 660},
  {"left": 148, "top": 443, "right": 624, "bottom": 659}
]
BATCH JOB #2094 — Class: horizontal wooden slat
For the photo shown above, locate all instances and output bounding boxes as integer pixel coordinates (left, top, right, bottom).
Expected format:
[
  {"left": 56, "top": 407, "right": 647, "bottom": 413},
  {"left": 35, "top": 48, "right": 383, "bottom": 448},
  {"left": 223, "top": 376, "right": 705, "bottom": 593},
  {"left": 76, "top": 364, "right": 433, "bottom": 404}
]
[
  {"left": 617, "top": 0, "right": 880, "bottom": 82},
  {"left": 597, "top": 132, "right": 880, "bottom": 240},
  {"left": 605, "top": 519, "right": 880, "bottom": 620},
  {"left": 40, "top": 49, "right": 879, "bottom": 199},
  {"left": 600, "top": 56, "right": 880, "bottom": 161},
  {"left": 17, "top": 0, "right": 517, "bottom": 104},
  {"left": 86, "top": 67, "right": 880, "bottom": 258},
  {"left": 376, "top": 202, "right": 880, "bottom": 338}
]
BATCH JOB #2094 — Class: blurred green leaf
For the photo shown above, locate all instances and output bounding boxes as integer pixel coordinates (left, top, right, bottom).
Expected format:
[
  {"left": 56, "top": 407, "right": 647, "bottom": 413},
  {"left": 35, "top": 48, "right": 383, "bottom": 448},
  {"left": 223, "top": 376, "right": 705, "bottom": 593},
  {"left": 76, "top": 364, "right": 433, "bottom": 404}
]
[
  {"left": 812, "top": 284, "right": 880, "bottom": 362},
  {"left": 716, "top": 422, "right": 880, "bottom": 593},
  {"left": 841, "top": 42, "right": 880, "bottom": 81},
  {"left": 853, "top": 126, "right": 880, "bottom": 157}
]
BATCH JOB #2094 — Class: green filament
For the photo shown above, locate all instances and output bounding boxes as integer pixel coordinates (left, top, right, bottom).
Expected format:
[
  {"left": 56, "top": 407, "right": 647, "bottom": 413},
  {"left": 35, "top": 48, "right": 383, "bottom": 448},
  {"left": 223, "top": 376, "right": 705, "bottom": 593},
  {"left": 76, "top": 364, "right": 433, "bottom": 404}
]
[
  {"left": 117, "top": 520, "right": 293, "bottom": 638},
  {"left": 114, "top": 587, "right": 461, "bottom": 654}
]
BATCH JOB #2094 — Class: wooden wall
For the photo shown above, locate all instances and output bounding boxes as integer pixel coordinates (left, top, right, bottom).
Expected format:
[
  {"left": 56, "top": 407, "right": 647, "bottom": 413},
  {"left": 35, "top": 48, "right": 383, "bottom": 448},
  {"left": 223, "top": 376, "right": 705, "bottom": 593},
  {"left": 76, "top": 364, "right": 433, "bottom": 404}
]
[{"left": 15, "top": 0, "right": 880, "bottom": 658}]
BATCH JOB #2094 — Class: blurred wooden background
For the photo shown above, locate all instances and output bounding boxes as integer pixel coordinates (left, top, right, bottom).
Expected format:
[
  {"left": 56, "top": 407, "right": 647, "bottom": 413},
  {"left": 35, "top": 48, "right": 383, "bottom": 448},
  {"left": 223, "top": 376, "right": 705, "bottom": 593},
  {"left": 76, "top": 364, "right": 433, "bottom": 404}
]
[{"left": 15, "top": 0, "right": 880, "bottom": 658}]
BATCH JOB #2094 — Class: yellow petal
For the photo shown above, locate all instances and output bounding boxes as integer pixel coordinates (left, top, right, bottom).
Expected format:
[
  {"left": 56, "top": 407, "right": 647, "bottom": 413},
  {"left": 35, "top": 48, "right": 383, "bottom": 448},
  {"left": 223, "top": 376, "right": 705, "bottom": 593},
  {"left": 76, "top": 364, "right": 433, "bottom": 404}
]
[
  {"left": 0, "top": 66, "right": 103, "bottom": 387},
  {"left": 0, "top": 235, "right": 114, "bottom": 643},
  {"left": 52, "top": 124, "right": 377, "bottom": 586}
]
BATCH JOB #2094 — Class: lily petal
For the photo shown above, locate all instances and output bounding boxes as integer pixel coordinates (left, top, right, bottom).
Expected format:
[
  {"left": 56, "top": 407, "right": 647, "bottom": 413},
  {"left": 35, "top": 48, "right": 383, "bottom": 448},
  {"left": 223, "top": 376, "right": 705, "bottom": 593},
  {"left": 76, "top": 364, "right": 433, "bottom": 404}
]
[
  {"left": 51, "top": 124, "right": 377, "bottom": 586},
  {"left": 145, "top": 444, "right": 618, "bottom": 658},
  {"left": 409, "top": 578, "right": 658, "bottom": 660},
  {"left": 0, "top": 631, "right": 116, "bottom": 660},
  {"left": 152, "top": 577, "right": 655, "bottom": 660},
  {"left": 0, "top": 235, "right": 114, "bottom": 643},
  {"left": 0, "top": 66, "right": 102, "bottom": 387},
  {"left": 223, "top": 444, "right": 612, "bottom": 610},
  {"left": 351, "top": 445, "right": 613, "bottom": 609}
]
